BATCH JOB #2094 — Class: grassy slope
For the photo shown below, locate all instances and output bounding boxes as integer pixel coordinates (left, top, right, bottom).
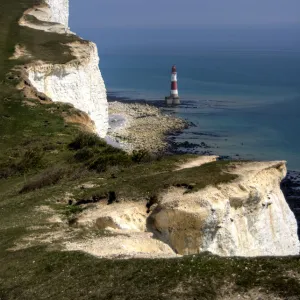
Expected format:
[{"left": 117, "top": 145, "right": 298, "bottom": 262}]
[{"left": 0, "top": 0, "right": 299, "bottom": 299}]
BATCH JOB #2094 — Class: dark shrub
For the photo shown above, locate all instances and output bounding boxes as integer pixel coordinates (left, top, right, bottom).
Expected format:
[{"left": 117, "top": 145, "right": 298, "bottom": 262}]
[
  {"left": 0, "top": 165, "right": 16, "bottom": 179},
  {"left": 43, "top": 143, "right": 57, "bottom": 151},
  {"left": 131, "top": 149, "right": 151, "bottom": 163},
  {"left": 17, "top": 148, "right": 44, "bottom": 173},
  {"left": 0, "top": 148, "right": 44, "bottom": 178},
  {"left": 74, "top": 147, "right": 95, "bottom": 162},
  {"left": 69, "top": 132, "right": 106, "bottom": 150},
  {"left": 20, "top": 167, "right": 67, "bottom": 193},
  {"left": 101, "top": 145, "right": 126, "bottom": 155},
  {"left": 107, "top": 191, "right": 117, "bottom": 205},
  {"left": 89, "top": 153, "right": 131, "bottom": 173}
]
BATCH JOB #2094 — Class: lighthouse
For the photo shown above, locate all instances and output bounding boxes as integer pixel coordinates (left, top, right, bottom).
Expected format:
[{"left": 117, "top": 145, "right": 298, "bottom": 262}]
[{"left": 165, "top": 65, "right": 180, "bottom": 105}]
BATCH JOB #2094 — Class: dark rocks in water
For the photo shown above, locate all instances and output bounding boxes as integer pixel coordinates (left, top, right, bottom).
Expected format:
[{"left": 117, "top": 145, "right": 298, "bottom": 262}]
[
  {"left": 200, "top": 142, "right": 211, "bottom": 149},
  {"left": 199, "top": 150, "right": 213, "bottom": 156},
  {"left": 281, "top": 170, "right": 300, "bottom": 237},
  {"left": 190, "top": 131, "right": 223, "bottom": 138},
  {"left": 218, "top": 155, "right": 232, "bottom": 160},
  {"left": 189, "top": 121, "right": 197, "bottom": 127},
  {"left": 169, "top": 140, "right": 215, "bottom": 154},
  {"left": 172, "top": 141, "right": 213, "bottom": 149},
  {"left": 171, "top": 130, "right": 186, "bottom": 136},
  {"left": 174, "top": 141, "right": 200, "bottom": 149}
]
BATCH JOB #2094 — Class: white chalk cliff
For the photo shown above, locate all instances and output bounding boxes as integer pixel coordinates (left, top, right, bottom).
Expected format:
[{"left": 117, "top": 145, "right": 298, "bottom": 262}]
[
  {"left": 68, "top": 160, "right": 299, "bottom": 258},
  {"left": 151, "top": 161, "right": 299, "bottom": 256},
  {"left": 44, "top": 0, "right": 69, "bottom": 28},
  {"left": 20, "top": 0, "right": 108, "bottom": 137}
]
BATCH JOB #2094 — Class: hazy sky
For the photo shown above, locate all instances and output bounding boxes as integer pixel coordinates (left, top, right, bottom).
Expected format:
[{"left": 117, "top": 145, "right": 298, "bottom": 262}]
[{"left": 70, "top": 0, "right": 300, "bottom": 29}]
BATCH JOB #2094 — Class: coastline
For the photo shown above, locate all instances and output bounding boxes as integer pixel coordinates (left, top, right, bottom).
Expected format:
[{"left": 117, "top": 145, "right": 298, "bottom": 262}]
[
  {"left": 106, "top": 93, "right": 234, "bottom": 158},
  {"left": 106, "top": 93, "right": 300, "bottom": 235},
  {"left": 106, "top": 92, "right": 300, "bottom": 166},
  {"left": 106, "top": 100, "right": 187, "bottom": 153}
]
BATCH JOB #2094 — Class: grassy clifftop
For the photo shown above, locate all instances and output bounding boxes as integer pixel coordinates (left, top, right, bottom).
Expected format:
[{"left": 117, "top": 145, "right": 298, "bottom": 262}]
[{"left": 0, "top": 1, "right": 300, "bottom": 299}]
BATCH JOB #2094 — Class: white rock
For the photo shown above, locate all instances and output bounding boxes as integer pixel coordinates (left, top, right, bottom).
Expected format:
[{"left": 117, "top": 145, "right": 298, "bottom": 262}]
[
  {"left": 77, "top": 202, "right": 148, "bottom": 232},
  {"left": 21, "top": 0, "right": 69, "bottom": 33},
  {"left": 22, "top": 0, "right": 108, "bottom": 137},
  {"left": 45, "top": 0, "right": 69, "bottom": 27},
  {"left": 65, "top": 232, "right": 178, "bottom": 259},
  {"left": 151, "top": 161, "right": 300, "bottom": 257},
  {"left": 27, "top": 42, "right": 108, "bottom": 137}
]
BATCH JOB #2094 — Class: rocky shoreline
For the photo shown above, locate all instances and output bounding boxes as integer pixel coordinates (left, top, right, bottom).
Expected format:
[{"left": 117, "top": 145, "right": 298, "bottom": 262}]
[
  {"left": 107, "top": 94, "right": 226, "bottom": 157},
  {"left": 106, "top": 101, "right": 188, "bottom": 153}
]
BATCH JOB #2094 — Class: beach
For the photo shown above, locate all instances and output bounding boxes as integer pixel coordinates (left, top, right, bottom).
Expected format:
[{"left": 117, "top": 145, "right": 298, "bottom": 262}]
[{"left": 106, "top": 101, "right": 187, "bottom": 153}]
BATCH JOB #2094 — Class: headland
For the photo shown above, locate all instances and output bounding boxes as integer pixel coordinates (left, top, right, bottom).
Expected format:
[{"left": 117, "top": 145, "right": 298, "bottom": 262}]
[{"left": 0, "top": 0, "right": 299, "bottom": 299}]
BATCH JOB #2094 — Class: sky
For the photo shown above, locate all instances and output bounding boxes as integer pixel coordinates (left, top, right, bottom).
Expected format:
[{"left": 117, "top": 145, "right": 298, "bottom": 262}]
[{"left": 70, "top": 0, "right": 300, "bottom": 29}]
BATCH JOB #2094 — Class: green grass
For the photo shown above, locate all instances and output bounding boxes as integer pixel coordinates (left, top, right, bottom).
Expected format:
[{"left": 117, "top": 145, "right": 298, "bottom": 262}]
[
  {"left": 0, "top": 238, "right": 299, "bottom": 300},
  {"left": 0, "top": 1, "right": 300, "bottom": 299},
  {"left": 71, "top": 158, "right": 236, "bottom": 203}
]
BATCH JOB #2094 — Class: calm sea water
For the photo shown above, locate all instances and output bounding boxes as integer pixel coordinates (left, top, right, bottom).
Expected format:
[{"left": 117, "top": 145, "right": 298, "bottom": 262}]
[{"left": 75, "top": 27, "right": 300, "bottom": 170}]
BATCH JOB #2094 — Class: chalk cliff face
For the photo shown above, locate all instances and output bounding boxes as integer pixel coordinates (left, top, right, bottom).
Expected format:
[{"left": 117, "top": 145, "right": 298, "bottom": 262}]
[
  {"left": 21, "top": 0, "right": 108, "bottom": 137},
  {"left": 151, "top": 161, "right": 300, "bottom": 256},
  {"left": 45, "top": 0, "right": 69, "bottom": 27},
  {"left": 68, "top": 160, "right": 299, "bottom": 258}
]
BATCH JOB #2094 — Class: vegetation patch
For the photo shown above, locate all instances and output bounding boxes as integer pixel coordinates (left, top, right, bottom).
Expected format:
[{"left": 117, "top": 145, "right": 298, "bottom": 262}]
[
  {"left": 0, "top": 241, "right": 300, "bottom": 300},
  {"left": 68, "top": 132, "right": 107, "bottom": 150},
  {"left": 72, "top": 158, "right": 236, "bottom": 203},
  {"left": 19, "top": 166, "right": 67, "bottom": 193},
  {"left": 0, "top": 147, "right": 44, "bottom": 179}
]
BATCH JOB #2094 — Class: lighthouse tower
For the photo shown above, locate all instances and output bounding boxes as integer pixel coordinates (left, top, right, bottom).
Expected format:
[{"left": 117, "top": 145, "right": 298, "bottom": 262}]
[{"left": 165, "top": 65, "right": 180, "bottom": 105}]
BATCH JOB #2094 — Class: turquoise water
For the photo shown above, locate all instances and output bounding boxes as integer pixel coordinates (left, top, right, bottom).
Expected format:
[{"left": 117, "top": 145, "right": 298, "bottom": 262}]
[{"left": 76, "top": 28, "right": 300, "bottom": 169}]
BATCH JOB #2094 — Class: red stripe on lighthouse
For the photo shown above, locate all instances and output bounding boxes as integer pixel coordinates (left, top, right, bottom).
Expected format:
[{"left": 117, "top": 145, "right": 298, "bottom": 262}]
[{"left": 171, "top": 81, "right": 178, "bottom": 90}]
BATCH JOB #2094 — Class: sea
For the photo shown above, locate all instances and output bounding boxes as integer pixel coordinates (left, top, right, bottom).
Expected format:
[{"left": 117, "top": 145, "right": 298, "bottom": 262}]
[{"left": 75, "top": 27, "right": 300, "bottom": 170}]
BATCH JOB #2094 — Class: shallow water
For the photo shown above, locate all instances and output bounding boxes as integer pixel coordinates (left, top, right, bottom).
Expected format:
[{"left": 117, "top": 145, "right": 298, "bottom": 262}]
[
  {"left": 74, "top": 28, "right": 300, "bottom": 169},
  {"left": 101, "top": 51, "right": 300, "bottom": 170}
]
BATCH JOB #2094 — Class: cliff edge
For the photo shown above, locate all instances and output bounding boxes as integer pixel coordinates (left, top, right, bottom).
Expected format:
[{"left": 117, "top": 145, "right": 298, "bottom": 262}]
[
  {"left": 65, "top": 159, "right": 299, "bottom": 258},
  {"left": 16, "top": 0, "right": 108, "bottom": 137},
  {"left": 151, "top": 160, "right": 299, "bottom": 256}
]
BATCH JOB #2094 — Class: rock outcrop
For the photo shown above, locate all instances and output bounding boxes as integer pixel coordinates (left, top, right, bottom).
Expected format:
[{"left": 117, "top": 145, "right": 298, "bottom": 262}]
[
  {"left": 150, "top": 161, "right": 300, "bottom": 256},
  {"left": 44, "top": 0, "right": 69, "bottom": 27},
  {"left": 69, "top": 159, "right": 299, "bottom": 258},
  {"left": 20, "top": 0, "right": 108, "bottom": 137},
  {"left": 77, "top": 202, "right": 148, "bottom": 232},
  {"left": 65, "top": 202, "right": 177, "bottom": 259}
]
